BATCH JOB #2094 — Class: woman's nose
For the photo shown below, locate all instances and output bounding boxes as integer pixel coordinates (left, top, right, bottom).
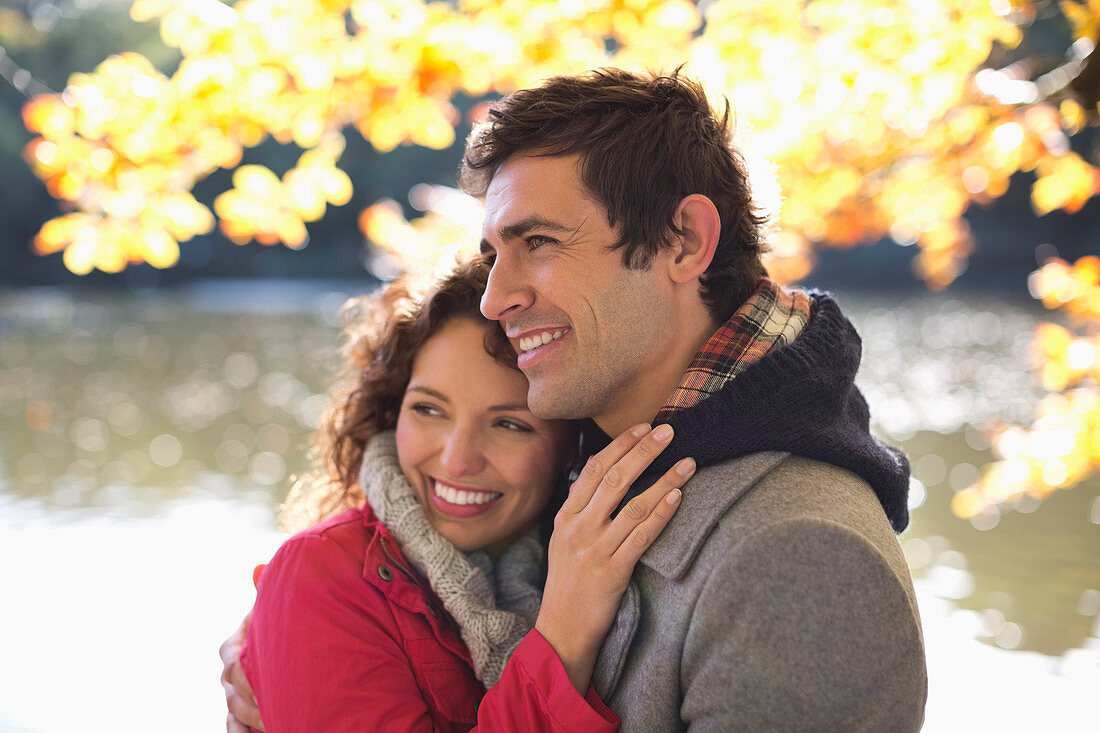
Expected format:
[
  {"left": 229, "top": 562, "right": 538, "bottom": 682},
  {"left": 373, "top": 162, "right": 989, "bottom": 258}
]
[{"left": 439, "top": 427, "right": 486, "bottom": 477}]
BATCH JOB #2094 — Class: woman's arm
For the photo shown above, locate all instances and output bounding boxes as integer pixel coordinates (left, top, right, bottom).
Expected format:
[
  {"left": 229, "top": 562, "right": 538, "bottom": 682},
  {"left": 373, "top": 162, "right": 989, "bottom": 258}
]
[
  {"left": 242, "top": 535, "right": 463, "bottom": 733},
  {"left": 242, "top": 532, "right": 618, "bottom": 733}
]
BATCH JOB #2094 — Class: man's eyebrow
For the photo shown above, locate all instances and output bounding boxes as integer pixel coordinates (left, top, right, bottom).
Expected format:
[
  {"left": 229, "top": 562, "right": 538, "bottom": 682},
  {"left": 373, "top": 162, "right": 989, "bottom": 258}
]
[
  {"left": 498, "top": 215, "right": 575, "bottom": 240},
  {"left": 488, "top": 403, "right": 531, "bottom": 412},
  {"left": 480, "top": 215, "right": 577, "bottom": 254}
]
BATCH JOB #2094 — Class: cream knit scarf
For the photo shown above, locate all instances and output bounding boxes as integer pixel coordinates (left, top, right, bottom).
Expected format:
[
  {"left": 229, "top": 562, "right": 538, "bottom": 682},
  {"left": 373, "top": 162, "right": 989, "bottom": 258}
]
[{"left": 360, "top": 431, "right": 544, "bottom": 687}]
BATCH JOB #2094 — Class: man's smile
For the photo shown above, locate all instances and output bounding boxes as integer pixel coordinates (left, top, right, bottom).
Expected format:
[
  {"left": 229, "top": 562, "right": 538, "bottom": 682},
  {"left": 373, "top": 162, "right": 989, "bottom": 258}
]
[
  {"left": 516, "top": 328, "right": 569, "bottom": 353},
  {"left": 510, "top": 327, "right": 571, "bottom": 370}
]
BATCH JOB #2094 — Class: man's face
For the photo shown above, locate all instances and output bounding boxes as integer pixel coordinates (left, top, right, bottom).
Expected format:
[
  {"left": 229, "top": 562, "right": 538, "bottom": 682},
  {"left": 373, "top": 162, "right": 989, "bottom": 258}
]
[{"left": 479, "top": 154, "right": 675, "bottom": 426}]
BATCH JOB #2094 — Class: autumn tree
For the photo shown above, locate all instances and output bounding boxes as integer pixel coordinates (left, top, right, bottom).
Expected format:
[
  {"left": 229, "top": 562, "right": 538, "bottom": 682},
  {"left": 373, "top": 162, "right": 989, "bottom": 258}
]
[{"left": 15, "top": 0, "right": 1100, "bottom": 517}]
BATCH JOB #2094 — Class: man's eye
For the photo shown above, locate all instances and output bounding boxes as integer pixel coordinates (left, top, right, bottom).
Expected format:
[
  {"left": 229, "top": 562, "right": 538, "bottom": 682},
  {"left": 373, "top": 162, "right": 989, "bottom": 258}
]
[{"left": 526, "top": 235, "right": 555, "bottom": 250}]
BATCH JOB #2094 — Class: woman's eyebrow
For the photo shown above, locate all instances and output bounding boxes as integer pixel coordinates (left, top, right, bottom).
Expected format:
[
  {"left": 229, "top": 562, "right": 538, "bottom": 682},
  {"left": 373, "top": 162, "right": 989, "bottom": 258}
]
[
  {"left": 406, "top": 385, "right": 449, "bottom": 402},
  {"left": 407, "top": 385, "right": 528, "bottom": 413}
]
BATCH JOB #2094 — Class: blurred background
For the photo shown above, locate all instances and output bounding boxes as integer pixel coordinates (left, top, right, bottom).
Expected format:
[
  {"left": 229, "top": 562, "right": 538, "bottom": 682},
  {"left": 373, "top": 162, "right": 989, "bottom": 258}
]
[{"left": 1, "top": 0, "right": 1098, "bottom": 730}]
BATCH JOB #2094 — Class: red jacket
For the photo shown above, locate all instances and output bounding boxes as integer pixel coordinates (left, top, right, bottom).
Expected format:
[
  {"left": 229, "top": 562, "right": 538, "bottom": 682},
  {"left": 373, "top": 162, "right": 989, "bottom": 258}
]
[{"left": 240, "top": 507, "right": 619, "bottom": 732}]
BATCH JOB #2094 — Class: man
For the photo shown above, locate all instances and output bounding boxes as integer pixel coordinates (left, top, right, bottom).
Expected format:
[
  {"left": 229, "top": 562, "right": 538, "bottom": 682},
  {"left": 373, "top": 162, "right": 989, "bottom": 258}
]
[{"left": 225, "top": 69, "right": 926, "bottom": 730}]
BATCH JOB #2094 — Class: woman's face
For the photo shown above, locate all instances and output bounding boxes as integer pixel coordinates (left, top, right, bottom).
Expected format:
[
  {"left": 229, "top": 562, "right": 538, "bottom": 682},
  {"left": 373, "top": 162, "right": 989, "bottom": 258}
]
[{"left": 395, "top": 317, "right": 573, "bottom": 553}]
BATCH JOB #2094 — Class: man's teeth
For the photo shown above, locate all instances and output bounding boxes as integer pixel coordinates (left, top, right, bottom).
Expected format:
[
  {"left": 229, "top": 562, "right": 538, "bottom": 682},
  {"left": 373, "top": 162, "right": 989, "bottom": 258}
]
[
  {"left": 518, "top": 330, "right": 564, "bottom": 353},
  {"left": 432, "top": 480, "right": 502, "bottom": 506}
]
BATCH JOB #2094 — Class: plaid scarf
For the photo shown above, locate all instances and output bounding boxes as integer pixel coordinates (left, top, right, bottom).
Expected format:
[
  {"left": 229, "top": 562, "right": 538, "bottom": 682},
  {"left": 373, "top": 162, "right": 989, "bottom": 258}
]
[{"left": 654, "top": 278, "right": 813, "bottom": 423}]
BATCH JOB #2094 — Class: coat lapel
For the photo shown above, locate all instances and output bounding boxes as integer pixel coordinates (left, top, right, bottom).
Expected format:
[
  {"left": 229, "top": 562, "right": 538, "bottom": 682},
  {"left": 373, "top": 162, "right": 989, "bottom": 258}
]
[
  {"left": 641, "top": 451, "right": 789, "bottom": 580},
  {"left": 592, "top": 580, "right": 640, "bottom": 698}
]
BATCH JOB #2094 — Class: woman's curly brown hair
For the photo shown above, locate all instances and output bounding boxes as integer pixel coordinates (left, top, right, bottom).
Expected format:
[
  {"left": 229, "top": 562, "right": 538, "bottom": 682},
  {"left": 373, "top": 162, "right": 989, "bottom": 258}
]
[{"left": 281, "top": 259, "right": 518, "bottom": 532}]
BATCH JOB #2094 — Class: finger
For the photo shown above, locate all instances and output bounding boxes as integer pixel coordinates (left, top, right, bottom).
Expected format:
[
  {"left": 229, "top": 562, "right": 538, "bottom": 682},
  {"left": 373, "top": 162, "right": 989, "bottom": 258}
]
[
  {"left": 225, "top": 658, "right": 257, "bottom": 704},
  {"left": 227, "top": 712, "right": 253, "bottom": 733},
  {"left": 219, "top": 612, "right": 251, "bottom": 667},
  {"left": 562, "top": 423, "right": 650, "bottom": 513},
  {"left": 224, "top": 663, "right": 262, "bottom": 725},
  {"left": 220, "top": 614, "right": 256, "bottom": 703},
  {"left": 585, "top": 424, "right": 676, "bottom": 519},
  {"left": 220, "top": 611, "right": 261, "bottom": 729},
  {"left": 607, "top": 456, "right": 695, "bottom": 552},
  {"left": 226, "top": 687, "right": 265, "bottom": 731},
  {"left": 614, "top": 486, "right": 683, "bottom": 567}
]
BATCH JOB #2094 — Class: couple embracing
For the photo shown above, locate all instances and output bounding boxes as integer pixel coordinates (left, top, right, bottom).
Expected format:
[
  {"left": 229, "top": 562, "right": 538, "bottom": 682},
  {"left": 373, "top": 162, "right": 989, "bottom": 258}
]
[{"left": 221, "top": 68, "right": 927, "bottom": 732}]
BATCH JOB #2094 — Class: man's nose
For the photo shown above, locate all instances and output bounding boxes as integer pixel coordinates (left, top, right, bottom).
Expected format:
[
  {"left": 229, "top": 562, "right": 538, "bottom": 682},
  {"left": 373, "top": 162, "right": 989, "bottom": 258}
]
[
  {"left": 480, "top": 252, "right": 534, "bottom": 322},
  {"left": 440, "top": 426, "right": 486, "bottom": 478}
]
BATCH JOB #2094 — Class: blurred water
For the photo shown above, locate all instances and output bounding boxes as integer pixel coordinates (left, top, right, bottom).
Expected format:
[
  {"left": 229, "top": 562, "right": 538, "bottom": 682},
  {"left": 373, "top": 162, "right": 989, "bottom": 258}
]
[{"left": 0, "top": 284, "right": 1097, "bottom": 732}]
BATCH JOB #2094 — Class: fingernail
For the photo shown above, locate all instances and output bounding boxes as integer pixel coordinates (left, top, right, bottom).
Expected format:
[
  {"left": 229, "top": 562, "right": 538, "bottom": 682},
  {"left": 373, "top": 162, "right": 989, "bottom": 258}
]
[
  {"left": 676, "top": 457, "right": 696, "bottom": 476},
  {"left": 666, "top": 489, "right": 682, "bottom": 504},
  {"left": 653, "top": 424, "right": 673, "bottom": 442},
  {"left": 632, "top": 423, "right": 651, "bottom": 438}
]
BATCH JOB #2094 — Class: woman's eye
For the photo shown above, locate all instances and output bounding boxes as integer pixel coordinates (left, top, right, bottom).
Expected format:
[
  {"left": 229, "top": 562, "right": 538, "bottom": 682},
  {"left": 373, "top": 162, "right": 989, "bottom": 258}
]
[
  {"left": 410, "top": 403, "right": 444, "bottom": 418},
  {"left": 497, "top": 418, "right": 534, "bottom": 433}
]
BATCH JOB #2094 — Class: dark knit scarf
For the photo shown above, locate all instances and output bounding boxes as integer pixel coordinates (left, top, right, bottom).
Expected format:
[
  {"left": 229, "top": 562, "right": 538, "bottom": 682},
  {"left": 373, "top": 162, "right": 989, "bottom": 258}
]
[{"left": 582, "top": 290, "right": 912, "bottom": 532}]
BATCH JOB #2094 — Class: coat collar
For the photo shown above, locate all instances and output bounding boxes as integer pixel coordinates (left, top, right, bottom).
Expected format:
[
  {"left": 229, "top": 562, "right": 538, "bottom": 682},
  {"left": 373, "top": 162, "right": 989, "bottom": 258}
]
[
  {"left": 592, "top": 580, "right": 640, "bottom": 698},
  {"left": 591, "top": 452, "right": 787, "bottom": 696},
  {"left": 638, "top": 451, "right": 789, "bottom": 580}
]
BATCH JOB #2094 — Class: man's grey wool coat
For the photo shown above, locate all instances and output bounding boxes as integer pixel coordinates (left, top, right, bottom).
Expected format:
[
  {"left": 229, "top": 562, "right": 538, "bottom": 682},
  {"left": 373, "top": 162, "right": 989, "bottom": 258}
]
[{"left": 591, "top": 451, "right": 928, "bottom": 732}]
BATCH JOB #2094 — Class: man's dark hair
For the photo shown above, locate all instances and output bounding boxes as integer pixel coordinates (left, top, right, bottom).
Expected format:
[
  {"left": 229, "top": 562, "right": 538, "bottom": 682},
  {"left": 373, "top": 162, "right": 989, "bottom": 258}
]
[{"left": 459, "top": 67, "right": 769, "bottom": 322}]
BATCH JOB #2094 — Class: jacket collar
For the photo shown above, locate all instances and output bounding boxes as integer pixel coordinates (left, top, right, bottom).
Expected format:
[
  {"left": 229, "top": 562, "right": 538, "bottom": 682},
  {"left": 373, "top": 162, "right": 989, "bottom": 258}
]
[
  {"left": 359, "top": 506, "right": 474, "bottom": 666},
  {"left": 574, "top": 428, "right": 791, "bottom": 581},
  {"left": 639, "top": 451, "right": 789, "bottom": 580}
]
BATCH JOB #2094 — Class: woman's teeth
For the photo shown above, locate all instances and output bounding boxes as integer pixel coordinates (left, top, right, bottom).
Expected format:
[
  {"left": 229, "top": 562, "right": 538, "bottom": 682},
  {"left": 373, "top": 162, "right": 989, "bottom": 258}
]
[
  {"left": 518, "top": 330, "right": 564, "bottom": 353},
  {"left": 432, "top": 480, "right": 502, "bottom": 506}
]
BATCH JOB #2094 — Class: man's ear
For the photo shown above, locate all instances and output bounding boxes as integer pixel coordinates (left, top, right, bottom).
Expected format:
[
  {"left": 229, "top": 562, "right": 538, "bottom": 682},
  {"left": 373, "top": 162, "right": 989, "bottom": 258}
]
[{"left": 667, "top": 194, "right": 720, "bottom": 284}]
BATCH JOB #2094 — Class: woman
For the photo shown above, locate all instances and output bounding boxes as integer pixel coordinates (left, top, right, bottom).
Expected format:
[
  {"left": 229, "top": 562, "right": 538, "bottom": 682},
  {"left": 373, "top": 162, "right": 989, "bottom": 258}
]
[{"left": 234, "top": 260, "right": 695, "bottom": 731}]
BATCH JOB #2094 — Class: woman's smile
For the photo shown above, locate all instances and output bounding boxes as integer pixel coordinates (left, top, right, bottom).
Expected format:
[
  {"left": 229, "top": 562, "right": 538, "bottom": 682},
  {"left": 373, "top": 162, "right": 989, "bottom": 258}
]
[{"left": 429, "top": 477, "right": 504, "bottom": 517}]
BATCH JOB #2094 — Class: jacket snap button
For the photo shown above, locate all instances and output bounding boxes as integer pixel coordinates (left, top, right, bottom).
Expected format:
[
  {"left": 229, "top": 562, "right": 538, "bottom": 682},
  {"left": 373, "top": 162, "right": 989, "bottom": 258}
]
[{"left": 377, "top": 565, "right": 393, "bottom": 582}]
